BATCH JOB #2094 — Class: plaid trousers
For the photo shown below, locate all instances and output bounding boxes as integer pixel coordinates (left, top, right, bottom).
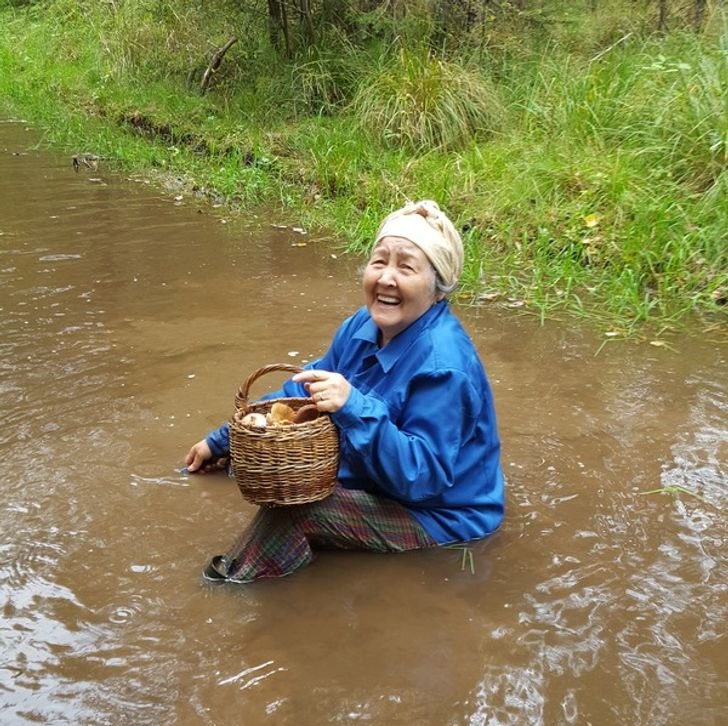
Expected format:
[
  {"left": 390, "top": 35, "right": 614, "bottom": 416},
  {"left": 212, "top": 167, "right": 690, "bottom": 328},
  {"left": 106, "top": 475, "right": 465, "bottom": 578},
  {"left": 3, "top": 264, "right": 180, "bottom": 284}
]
[{"left": 208, "top": 487, "right": 436, "bottom": 583}]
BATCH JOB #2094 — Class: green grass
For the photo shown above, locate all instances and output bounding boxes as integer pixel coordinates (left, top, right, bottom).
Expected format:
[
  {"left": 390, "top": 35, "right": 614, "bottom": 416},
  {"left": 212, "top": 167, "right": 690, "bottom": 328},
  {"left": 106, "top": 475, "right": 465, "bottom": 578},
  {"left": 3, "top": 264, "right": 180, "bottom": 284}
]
[
  {"left": 0, "top": 1, "right": 726, "bottom": 333},
  {"left": 351, "top": 47, "right": 504, "bottom": 150}
]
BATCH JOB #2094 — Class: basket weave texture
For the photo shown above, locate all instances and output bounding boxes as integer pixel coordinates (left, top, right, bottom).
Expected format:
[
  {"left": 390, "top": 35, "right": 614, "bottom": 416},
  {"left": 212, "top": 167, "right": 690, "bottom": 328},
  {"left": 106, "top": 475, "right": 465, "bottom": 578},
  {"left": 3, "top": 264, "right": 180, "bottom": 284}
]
[{"left": 229, "top": 364, "right": 340, "bottom": 506}]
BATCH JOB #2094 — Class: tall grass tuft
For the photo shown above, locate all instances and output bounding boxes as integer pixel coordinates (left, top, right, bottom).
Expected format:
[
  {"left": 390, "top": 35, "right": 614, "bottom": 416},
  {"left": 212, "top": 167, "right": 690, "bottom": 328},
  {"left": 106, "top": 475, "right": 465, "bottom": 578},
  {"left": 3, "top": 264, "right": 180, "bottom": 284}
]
[
  {"left": 645, "top": 33, "right": 728, "bottom": 192},
  {"left": 352, "top": 47, "right": 503, "bottom": 150},
  {"left": 289, "top": 40, "right": 360, "bottom": 116}
]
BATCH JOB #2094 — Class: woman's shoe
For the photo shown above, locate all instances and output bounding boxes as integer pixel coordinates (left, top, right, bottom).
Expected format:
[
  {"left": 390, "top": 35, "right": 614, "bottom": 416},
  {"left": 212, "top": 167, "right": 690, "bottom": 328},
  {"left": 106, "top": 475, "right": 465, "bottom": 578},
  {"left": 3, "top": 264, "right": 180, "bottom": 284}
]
[{"left": 202, "top": 554, "right": 232, "bottom": 581}]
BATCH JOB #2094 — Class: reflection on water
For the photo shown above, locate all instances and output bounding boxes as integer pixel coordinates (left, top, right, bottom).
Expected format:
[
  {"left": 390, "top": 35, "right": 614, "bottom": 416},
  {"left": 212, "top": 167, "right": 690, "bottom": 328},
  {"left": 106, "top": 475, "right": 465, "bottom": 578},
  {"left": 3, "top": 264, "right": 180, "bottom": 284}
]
[{"left": 1, "top": 118, "right": 726, "bottom": 724}]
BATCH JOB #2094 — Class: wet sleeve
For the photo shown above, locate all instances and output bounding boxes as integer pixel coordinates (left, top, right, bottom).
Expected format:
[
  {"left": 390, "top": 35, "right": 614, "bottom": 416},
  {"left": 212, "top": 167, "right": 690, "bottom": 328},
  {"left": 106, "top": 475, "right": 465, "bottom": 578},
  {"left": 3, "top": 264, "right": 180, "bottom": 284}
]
[
  {"left": 332, "top": 369, "right": 481, "bottom": 502},
  {"left": 205, "top": 422, "right": 230, "bottom": 458}
]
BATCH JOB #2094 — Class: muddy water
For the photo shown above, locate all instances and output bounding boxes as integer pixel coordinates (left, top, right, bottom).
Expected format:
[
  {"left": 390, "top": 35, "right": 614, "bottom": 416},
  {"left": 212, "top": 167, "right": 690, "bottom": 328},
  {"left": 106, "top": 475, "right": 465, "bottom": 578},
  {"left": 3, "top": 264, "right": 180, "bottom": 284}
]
[{"left": 1, "top": 119, "right": 726, "bottom": 725}]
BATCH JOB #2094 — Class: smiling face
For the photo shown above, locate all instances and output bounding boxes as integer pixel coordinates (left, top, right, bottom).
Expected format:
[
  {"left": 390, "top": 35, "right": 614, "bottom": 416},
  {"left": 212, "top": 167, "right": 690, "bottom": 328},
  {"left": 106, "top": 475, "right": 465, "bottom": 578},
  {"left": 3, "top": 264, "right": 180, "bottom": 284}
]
[{"left": 363, "top": 236, "right": 440, "bottom": 346}]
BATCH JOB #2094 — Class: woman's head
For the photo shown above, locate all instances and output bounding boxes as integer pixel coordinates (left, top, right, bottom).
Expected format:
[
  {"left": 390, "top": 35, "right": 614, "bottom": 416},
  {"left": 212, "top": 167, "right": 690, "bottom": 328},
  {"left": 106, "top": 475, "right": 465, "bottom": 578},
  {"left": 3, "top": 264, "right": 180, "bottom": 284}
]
[
  {"left": 363, "top": 200, "right": 463, "bottom": 346},
  {"left": 374, "top": 200, "right": 464, "bottom": 294}
]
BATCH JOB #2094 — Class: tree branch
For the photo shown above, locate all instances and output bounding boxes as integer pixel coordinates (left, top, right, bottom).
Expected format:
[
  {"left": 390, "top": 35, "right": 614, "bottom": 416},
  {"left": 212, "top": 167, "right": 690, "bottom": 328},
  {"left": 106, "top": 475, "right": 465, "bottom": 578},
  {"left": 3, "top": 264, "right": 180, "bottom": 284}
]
[{"left": 200, "top": 36, "right": 239, "bottom": 95}]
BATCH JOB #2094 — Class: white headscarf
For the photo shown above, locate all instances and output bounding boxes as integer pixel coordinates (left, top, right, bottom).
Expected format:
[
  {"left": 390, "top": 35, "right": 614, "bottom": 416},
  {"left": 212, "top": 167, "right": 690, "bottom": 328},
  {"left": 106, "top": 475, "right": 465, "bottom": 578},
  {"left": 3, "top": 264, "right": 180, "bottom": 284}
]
[{"left": 374, "top": 200, "right": 464, "bottom": 293}]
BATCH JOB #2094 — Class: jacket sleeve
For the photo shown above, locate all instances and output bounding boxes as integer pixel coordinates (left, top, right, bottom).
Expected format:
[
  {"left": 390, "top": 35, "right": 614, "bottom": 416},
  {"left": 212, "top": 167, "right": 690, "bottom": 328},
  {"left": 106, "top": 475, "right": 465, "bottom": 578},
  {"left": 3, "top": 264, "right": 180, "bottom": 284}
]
[
  {"left": 205, "top": 422, "right": 230, "bottom": 457},
  {"left": 332, "top": 368, "right": 482, "bottom": 502}
]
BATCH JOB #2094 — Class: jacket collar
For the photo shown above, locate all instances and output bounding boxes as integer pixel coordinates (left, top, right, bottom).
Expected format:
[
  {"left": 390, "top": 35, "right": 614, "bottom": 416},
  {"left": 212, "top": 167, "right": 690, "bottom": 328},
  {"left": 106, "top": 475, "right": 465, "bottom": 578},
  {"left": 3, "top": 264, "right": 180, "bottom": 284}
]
[{"left": 353, "top": 301, "right": 447, "bottom": 373}]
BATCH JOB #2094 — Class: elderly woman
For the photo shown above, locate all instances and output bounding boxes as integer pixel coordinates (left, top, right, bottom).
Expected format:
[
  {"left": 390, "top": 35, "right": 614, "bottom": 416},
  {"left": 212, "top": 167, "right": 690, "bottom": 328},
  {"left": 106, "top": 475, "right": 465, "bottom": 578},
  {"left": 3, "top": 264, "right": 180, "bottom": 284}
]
[{"left": 184, "top": 200, "right": 505, "bottom": 582}]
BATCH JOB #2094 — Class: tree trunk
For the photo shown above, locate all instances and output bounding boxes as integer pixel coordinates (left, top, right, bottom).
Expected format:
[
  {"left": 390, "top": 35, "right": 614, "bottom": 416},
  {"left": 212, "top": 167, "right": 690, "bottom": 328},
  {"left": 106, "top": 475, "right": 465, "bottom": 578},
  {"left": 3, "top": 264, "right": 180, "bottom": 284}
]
[
  {"left": 694, "top": 0, "right": 706, "bottom": 29},
  {"left": 298, "top": 0, "right": 316, "bottom": 48},
  {"left": 658, "top": 0, "right": 668, "bottom": 33},
  {"left": 267, "top": 0, "right": 291, "bottom": 57},
  {"left": 267, "top": 0, "right": 282, "bottom": 48},
  {"left": 280, "top": 0, "right": 292, "bottom": 56}
]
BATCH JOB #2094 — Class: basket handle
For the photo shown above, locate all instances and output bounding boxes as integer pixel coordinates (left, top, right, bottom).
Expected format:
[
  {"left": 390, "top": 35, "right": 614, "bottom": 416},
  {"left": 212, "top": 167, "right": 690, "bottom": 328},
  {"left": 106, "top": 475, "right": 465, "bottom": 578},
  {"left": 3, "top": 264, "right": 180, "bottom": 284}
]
[{"left": 235, "top": 363, "right": 304, "bottom": 408}]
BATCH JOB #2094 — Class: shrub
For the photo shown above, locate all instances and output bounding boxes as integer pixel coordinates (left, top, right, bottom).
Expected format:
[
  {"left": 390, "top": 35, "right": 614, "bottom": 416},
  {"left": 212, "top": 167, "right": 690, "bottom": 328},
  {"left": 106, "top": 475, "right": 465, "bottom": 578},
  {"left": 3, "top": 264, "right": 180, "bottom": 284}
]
[
  {"left": 351, "top": 47, "right": 503, "bottom": 150},
  {"left": 289, "top": 42, "right": 359, "bottom": 116}
]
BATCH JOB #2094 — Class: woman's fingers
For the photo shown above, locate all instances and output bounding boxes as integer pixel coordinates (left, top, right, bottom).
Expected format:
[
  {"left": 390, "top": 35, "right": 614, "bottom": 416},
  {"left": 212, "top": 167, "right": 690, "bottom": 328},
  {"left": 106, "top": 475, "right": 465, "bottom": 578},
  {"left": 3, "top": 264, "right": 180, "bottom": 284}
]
[
  {"left": 184, "top": 440, "right": 212, "bottom": 473},
  {"left": 292, "top": 369, "right": 351, "bottom": 412},
  {"left": 304, "top": 374, "right": 350, "bottom": 411},
  {"left": 293, "top": 369, "right": 327, "bottom": 400},
  {"left": 292, "top": 369, "right": 326, "bottom": 384}
]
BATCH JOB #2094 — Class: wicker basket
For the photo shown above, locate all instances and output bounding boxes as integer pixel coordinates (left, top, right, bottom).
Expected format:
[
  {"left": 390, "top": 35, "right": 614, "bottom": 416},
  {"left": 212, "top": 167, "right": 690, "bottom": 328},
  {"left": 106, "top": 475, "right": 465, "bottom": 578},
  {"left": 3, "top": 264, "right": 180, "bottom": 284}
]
[{"left": 229, "top": 363, "right": 340, "bottom": 506}]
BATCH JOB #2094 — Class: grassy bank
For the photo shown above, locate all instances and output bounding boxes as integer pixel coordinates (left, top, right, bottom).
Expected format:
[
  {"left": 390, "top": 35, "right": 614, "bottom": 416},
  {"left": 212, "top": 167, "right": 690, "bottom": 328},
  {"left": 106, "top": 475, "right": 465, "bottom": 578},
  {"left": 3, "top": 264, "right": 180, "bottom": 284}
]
[{"left": 0, "top": 1, "right": 726, "bottom": 332}]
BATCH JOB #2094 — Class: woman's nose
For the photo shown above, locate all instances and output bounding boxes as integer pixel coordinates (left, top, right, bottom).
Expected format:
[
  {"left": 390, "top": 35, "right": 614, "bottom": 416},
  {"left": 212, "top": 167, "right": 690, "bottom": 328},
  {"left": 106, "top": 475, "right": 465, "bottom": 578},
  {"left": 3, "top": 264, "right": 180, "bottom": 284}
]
[{"left": 379, "top": 265, "right": 397, "bottom": 285}]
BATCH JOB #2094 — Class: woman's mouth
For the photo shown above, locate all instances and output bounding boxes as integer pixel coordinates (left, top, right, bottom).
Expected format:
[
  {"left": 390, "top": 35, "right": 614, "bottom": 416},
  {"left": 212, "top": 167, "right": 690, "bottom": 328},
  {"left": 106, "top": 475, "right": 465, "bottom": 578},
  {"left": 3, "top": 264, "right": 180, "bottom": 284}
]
[{"left": 376, "top": 294, "right": 400, "bottom": 306}]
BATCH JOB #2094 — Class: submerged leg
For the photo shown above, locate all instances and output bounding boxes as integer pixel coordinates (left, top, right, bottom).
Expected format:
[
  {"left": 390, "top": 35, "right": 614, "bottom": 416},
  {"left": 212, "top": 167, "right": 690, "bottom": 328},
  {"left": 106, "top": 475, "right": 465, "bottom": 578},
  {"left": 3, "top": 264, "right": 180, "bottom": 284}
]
[{"left": 207, "top": 487, "right": 436, "bottom": 583}]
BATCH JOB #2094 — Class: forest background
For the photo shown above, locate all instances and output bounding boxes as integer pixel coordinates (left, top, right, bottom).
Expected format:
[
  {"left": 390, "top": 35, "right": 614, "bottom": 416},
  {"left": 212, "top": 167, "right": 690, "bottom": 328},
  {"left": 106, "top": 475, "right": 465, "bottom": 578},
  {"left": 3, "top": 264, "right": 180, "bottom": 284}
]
[{"left": 0, "top": 0, "right": 726, "bottom": 332}]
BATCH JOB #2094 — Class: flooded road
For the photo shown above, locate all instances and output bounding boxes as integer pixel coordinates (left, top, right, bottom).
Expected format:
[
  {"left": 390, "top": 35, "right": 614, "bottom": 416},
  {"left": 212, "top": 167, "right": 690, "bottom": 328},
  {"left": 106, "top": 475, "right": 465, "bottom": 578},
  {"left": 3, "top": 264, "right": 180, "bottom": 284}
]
[{"left": 1, "top": 118, "right": 726, "bottom": 725}]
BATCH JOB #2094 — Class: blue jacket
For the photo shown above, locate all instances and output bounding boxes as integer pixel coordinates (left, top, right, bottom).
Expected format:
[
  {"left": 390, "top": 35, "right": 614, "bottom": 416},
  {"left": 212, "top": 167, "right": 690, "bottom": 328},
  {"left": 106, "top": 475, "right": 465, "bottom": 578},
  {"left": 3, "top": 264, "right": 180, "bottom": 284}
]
[{"left": 207, "top": 301, "right": 505, "bottom": 544}]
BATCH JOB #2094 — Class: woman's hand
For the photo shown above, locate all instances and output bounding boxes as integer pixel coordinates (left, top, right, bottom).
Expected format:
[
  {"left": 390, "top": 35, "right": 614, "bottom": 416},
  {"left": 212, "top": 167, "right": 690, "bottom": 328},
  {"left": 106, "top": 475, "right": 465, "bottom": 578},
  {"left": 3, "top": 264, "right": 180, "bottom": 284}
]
[
  {"left": 184, "top": 439, "right": 213, "bottom": 473},
  {"left": 292, "top": 369, "right": 351, "bottom": 413}
]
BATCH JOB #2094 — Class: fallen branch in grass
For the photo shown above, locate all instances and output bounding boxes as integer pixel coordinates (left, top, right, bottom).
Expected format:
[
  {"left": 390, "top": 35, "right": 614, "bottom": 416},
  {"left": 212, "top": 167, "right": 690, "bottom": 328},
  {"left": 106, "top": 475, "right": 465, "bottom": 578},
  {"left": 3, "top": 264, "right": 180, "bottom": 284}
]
[{"left": 200, "top": 36, "right": 238, "bottom": 95}]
